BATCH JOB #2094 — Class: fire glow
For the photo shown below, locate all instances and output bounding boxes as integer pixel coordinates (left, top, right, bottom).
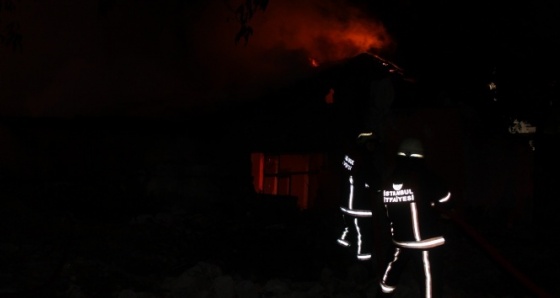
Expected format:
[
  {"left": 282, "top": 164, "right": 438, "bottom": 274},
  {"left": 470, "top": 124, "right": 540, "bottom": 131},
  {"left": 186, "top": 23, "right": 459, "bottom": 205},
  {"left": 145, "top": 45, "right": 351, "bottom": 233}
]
[
  {"left": 190, "top": 0, "right": 397, "bottom": 101},
  {"left": 241, "top": 0, "right": 395, "bottom": 63},
  {"left": 309, "top": 57, "right": 319, "bottom": 67}
]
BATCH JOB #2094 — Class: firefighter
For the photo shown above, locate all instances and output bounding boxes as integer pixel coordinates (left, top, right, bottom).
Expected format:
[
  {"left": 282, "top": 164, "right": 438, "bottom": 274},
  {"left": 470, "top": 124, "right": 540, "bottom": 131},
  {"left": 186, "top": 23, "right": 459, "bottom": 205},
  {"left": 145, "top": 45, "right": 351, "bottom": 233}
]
[
  {"left": 376, "top": 137, "right": 452, "bottom": 298},
  {"left": 331, "top": 53, "right": 406, "bottom": 281},
  {"left": 336, "top": 132, "right": 379, "bottom": 263}
]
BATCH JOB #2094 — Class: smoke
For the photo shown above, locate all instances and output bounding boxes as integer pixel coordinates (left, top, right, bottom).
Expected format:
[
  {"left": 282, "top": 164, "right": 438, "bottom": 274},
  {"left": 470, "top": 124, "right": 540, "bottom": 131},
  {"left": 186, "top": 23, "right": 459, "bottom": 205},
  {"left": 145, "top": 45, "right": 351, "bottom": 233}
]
[
  {"left": 0, "top": 0, "right": 394, "bottom": 117},
  {"left": 246, "top": 0, "right": 393, "bottom": 62},
  {"left": 187, "top": 0, "right": 395, "bottom": 103}
]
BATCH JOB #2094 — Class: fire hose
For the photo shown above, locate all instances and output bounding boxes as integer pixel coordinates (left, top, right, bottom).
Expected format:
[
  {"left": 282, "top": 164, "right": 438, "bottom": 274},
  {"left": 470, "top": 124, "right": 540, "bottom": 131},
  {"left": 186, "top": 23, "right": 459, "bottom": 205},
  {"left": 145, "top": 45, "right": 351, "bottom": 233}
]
[
  {"left": 371, "top": 206, "right": 554, "bottom": 297},
  {"left": 436, "top": 207, "right": 554, "bottom": 298}
]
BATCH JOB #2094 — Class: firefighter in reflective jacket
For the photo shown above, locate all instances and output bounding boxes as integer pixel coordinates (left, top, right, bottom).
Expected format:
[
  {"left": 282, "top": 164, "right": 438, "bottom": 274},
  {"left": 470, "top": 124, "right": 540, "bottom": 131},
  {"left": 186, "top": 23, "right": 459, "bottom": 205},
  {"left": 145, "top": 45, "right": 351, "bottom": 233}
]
[
  {"left": 333, "top": 54, "right": 399, "bottom": 268},
  {"left": 336, "top": 132, "right": 379, "bottom": 261},
  {"left": 377, "top": 137, "right": 451, "bottom": 298}
]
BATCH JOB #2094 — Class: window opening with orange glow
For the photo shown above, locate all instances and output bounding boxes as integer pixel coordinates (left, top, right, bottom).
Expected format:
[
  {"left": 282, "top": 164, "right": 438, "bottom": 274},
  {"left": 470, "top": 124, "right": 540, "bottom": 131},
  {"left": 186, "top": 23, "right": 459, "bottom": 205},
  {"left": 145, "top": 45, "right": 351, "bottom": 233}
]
[{"left": 251, "top": 153, "right": 325, "bottom": 209}]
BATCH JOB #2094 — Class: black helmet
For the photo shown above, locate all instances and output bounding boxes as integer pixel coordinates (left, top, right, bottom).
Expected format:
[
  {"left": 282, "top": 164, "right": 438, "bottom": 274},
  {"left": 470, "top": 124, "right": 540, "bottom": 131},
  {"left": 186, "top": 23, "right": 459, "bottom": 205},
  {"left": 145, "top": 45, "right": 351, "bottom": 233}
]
[
  {"left": 397, "top": 137, "right": 424, "bottom": 158},
  {"left": 356, "top": 132, "right": 378, "bottom": 152}
]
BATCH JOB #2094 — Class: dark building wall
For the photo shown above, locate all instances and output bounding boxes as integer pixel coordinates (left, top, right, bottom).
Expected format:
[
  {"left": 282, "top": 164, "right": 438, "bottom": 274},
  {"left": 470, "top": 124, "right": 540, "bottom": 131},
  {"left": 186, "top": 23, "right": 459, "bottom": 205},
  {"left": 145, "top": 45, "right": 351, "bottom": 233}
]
[{"left": 0, "top": 118, "right": 256, "bottom": 221}]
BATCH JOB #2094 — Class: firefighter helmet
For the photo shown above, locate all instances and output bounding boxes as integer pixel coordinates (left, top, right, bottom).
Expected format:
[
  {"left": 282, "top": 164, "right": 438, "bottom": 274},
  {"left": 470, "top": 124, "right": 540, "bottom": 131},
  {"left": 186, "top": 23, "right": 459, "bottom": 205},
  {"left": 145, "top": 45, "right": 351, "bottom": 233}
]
[
  {"left": 397, "top": 137, "right": 424, "bottom": 158},
  {"left": 356, "top": 132, "right": 378, "bottom": 152}
]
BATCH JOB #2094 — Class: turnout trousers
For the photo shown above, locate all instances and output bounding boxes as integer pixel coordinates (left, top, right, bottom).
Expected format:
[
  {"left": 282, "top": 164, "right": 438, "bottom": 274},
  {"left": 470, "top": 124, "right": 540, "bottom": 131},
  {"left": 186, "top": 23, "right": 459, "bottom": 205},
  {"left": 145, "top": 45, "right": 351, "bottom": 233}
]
[{"left": 379, "top": 245, "right": 444, "bottom": 298}]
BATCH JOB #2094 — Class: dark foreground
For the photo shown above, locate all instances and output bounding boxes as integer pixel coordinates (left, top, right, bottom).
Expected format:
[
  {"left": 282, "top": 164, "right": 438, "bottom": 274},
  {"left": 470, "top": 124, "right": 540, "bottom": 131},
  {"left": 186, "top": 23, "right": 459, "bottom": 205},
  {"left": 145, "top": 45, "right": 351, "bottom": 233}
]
[{"left": 1, "top": 193, "right": 558, "bottom": 298}]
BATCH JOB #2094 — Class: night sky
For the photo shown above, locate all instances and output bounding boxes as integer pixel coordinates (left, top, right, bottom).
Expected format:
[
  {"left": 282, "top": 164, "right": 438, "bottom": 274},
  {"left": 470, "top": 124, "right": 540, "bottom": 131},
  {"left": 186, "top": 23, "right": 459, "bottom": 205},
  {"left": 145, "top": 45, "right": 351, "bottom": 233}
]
[{"left": 2, "top": 0, "right": 559, "bottom": 118}]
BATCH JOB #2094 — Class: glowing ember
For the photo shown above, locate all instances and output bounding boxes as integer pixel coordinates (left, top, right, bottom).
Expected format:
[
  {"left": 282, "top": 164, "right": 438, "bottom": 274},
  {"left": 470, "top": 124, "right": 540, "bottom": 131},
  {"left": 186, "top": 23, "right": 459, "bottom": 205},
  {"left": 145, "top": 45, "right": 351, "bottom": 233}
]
[
  {"left": 309, "top": 57, "right": 320, "bottom": 67},
  {"left": 324, "top": 88, "right": 335, "bottom": 104}
]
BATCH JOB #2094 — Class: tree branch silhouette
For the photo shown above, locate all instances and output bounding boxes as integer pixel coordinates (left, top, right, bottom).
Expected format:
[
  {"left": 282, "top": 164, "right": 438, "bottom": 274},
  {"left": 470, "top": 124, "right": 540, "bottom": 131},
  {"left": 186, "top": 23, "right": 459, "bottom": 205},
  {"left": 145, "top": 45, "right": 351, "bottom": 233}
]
[{"left": 225, "top": 0, "right": 269, "bottom": 45}]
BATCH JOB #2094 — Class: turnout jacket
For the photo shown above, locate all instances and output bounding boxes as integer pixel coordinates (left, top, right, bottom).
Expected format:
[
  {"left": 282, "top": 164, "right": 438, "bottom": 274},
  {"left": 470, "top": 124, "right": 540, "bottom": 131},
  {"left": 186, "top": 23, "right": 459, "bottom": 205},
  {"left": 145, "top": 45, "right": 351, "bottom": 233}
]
[
  {"left": 340, "top": 136, "right": 382, "bottom": 215},
  {"left": 381, "top": 157, "right": 451, "bottom": 249}
]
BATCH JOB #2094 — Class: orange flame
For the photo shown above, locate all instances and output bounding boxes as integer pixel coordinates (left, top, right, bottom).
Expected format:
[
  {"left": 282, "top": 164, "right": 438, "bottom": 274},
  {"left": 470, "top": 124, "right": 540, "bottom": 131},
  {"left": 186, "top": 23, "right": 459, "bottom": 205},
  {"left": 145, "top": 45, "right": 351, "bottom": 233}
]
[
  {"left": 248, "top": 0, "right": 395, "bottom": 63},
  {"left": 188, "top": 0, "right": 397, "bottom": 101}
]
